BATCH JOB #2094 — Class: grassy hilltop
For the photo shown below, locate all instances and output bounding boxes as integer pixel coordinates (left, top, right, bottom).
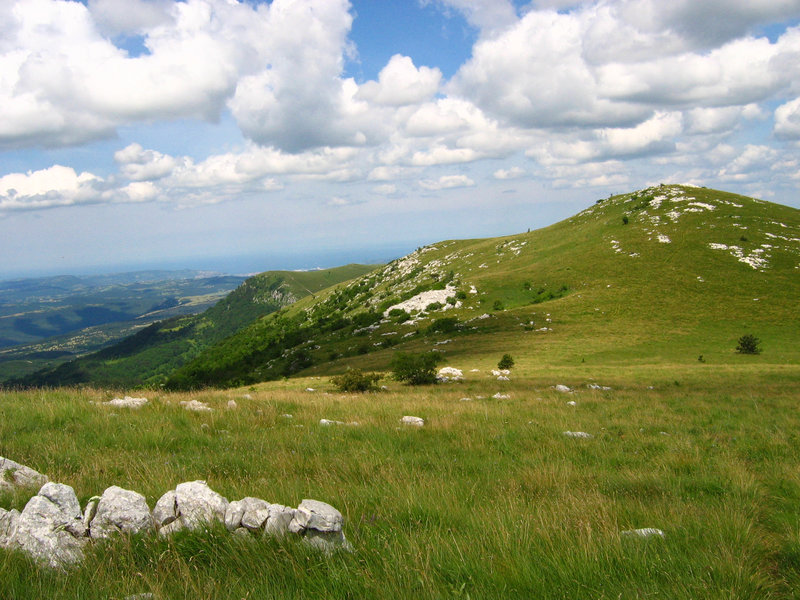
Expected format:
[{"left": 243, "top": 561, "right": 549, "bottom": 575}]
[{"left": 168, "top": 185, "right": 800, "bottom": 389}]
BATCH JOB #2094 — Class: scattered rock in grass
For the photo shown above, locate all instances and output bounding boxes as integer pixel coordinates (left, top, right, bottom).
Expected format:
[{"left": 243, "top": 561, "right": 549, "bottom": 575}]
[
  {"left": 492, "top": 393, "right": 510, "bottom": 399},
  {"left": 437, "top": 367, "right": 464, "bottom": 382},
  {"left": 226, "top": 399, "right": 238, "bottom": 410},
  {"left": 319, "top": 419, "right": 359, "bottom": 426},
  {"left": 460, "top": 397, "right": 472, "bottom": 402},
  {"left": 306, "top": 388, "right": 316, "bottom": 392},
  {"left": 497, "top": 375, "right": 510, "bottom": 381},
  {"left": 587, "top": 384, "right": 612, "bottom": 391},
  {"left": 241, "top": 394, "right": 253, "bottom": 400},
  {"left": 281, "top": 414, "right": 293, "bottom": 419},
  {"left": 180, "top": 399, "right": 212, "bottom": 412},
  {"left": 0, "top": 457, "right": 48, "bottom": 492},
  {"left": 567, "top": 401, "right": 577, "bottom": 406},
  {"left": 125, "top": 594, "right": 154, "bottom": 600},
  {"left": 401, "top": 416, "right": 425, "bottom": 427},
  {"left": 563, "top": 431, "right": 592, "bottom": 439},
  {"left": 491, "top": 369, "right": 510, "bottom": 377},
  {"left": 621, "top": 528, "right": 665, "bottom": 538},
  {"left": 104, "top": 396, "right": 148, "bottom": 409},
  {"left": 554, "top": 384, "right": 572, "bottom": 393}
]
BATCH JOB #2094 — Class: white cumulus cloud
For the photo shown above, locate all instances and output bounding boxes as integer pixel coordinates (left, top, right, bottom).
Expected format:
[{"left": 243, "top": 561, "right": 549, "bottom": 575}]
[{"left": 419, "top": 175, "right": 475, "bottom": 190}]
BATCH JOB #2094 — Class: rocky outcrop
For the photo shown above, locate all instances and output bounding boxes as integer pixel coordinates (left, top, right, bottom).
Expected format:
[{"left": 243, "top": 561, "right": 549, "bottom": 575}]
[{"left": 0, "top": 463, "right": 350, "bottom": 568}]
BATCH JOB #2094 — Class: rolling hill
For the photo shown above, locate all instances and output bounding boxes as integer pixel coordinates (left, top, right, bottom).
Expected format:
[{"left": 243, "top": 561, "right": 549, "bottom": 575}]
[
  {"left": 8, "top": 264, "right": 375, "bottom": 388},
  {"left": 164, "top": 184, "right": 800, "bottom": 389}
]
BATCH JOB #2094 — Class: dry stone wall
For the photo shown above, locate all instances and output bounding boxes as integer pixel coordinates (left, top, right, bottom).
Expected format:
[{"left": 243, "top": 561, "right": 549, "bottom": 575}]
[{"left": 0, "top": 458, "right": 350, "bottom": 569}]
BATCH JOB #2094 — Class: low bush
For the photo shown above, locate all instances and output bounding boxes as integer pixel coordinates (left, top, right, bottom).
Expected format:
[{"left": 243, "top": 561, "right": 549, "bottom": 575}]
[
  {"left": 330, "top": 368, "right": 381, "bottom": 393},
  {"left": 736, "top": 334, "right": 761, "bottom": 355},
  {"left": 428, "top": 317, "right": 459, "bottom": 334},
  {"left": 390, "top": 352, "right": 443, "bottom": 385},
  {"left": 498, "top": 354, "right": 515, "bottom": 369}
]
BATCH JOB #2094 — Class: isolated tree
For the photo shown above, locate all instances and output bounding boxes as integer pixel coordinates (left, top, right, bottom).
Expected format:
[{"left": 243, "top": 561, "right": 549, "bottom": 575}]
[
  {"left": 498, "top": 354, "right": 515, "bottom": 370},
  {"left": 390, "top": 352, "right": 442, "bottom": 385},
  {"left": 736, "top": 334, "right": 761, "bottom": 355}
]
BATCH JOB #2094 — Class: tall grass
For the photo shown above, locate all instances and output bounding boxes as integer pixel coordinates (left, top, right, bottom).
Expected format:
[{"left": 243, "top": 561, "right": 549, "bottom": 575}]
[{"left": 2, "top": 364, "right": 799, "bottom": 598}]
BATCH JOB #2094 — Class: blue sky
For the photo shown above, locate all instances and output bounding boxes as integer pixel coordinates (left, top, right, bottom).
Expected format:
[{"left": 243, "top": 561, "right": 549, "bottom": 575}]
[{"left": 1, "top": 0, "right": 800, "bottom": 278}]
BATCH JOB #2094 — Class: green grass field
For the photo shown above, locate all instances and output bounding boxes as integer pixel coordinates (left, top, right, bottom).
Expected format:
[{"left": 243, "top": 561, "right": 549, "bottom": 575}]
[{"left": 2, "top": 362, "right": 800, "bottom": 598}]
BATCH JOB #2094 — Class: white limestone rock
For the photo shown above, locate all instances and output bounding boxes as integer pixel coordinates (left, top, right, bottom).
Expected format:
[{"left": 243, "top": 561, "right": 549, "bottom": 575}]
[
  {"left": 6, "top": 483, "right": 87, "bottom": 569},
  {"left": 157, "top": 519, "right": 185, "bottom": 536},
  {"left": 292, "top": 499, "right": 343, "bottom": 533},
  {"left": 291, "top": 500, "right": 350, "bottom": 553},
  {"left": 88, "top": 486, "right": 153, "bottom": 539},
  {"left": 264, "top": 504, "right": 295, "bottom": 538},
  {"left": 104, "top": 396, "right": 148, "bottom": 408},
  {"left": 174, "top": 481, "right": 228, "bottom": 530},
  {"left": 622, "top": 528, "right": 665, "bottom": 538},
  {"left": 0, "top": 456, "right": 48, "bottom": 492},
  {"left": 400, "top": 416, "right": 424, "bottom": 427},
  {"left": 563, "top": 431, "right": 593, "bottom": 439},
  {"left": 39, "top": 482, "right": 86, "bottom": 538},
  {"left": 82, "top": 496, "right": 100, "bottom": 526},
  {"left": 180, "top": 399, "right": 212, "bottom": 412},
  {"left": 302, "top": 528, "right": 352, "bottom": 554},
  {"left": 224, "top": 500, "right": 245, "bottom": 531},
  {"left": 554, "top": 384, "right": 572, "bottom": 393},
  {"left": 0, "top": 508, "right": 20, "bottom": 547},
  {"left": 239, "top": 497, "right": 271, "bottom": 532},
  {"left": 152, "top": 490, "right": 178, "bottom": 528}
]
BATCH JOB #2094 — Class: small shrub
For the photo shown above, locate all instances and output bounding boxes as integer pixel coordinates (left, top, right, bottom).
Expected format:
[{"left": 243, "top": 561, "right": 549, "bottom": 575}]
[
  {"left": 456, "top": 290, "right": 468, "bottom": 300},
  {"left": 330, "top": 368, "right": 381, "bottom": 393},
  {"left": 388, "top": 308, "right": 406, "bottom": 317},
  {"left": 426, "top": 301, "right": 443, "bottom": 311},
  {"left": 390, "top": 352, "right": 443, "bottom": 385},
  {"left": 736, "top": 334, "right": 761, "bottom": 355},
  {"left": 394, "top": 312, "right": 411, "bottom": 323},
  {"left": 428, "top": 317, "right": 459, "bottom": 334},
  {"left": 622, "top": 216, "right": 629, "bottom": 225},
  {"left": 498, "top": 354, "right": 515, "bottom": 370},
  {"left": 493, "top": 300, "right": 504, "bottom": 311}
]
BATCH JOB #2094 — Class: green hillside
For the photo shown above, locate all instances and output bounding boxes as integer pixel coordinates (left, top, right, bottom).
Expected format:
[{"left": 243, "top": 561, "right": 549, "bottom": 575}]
[
  {"left": 166, "top": 185, "right": 800, "bottom": 389},
  {"left": 10, "top": 264, "right": 375, "bottom": 388}
]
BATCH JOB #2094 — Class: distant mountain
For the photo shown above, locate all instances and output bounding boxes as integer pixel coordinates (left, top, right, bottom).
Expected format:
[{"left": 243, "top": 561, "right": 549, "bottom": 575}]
[
  {"left": 163, "top": 185, "right": 800, "bottom": 389},
  {"left": 9, "top": 264, "right": 376, "bottom": 388},
  {"left": 0, "top": 271, "right": 247, "bottom": 349}
]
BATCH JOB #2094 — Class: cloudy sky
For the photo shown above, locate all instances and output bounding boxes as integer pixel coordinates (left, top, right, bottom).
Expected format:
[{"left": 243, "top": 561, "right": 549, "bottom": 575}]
[{"left": 2, "top": 0, "right": 800, "bottom": 278}]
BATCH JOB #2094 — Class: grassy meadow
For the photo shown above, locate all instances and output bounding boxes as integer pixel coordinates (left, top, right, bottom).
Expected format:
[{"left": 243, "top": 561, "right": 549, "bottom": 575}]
[{"left": 2, "top": 362, "right": 800, "bottom": 599}]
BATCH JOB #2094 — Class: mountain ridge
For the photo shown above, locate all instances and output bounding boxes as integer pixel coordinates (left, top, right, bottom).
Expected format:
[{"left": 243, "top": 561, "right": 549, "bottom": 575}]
[{"left": 164, "top": 184, "right": 800, "bottom": 389}]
